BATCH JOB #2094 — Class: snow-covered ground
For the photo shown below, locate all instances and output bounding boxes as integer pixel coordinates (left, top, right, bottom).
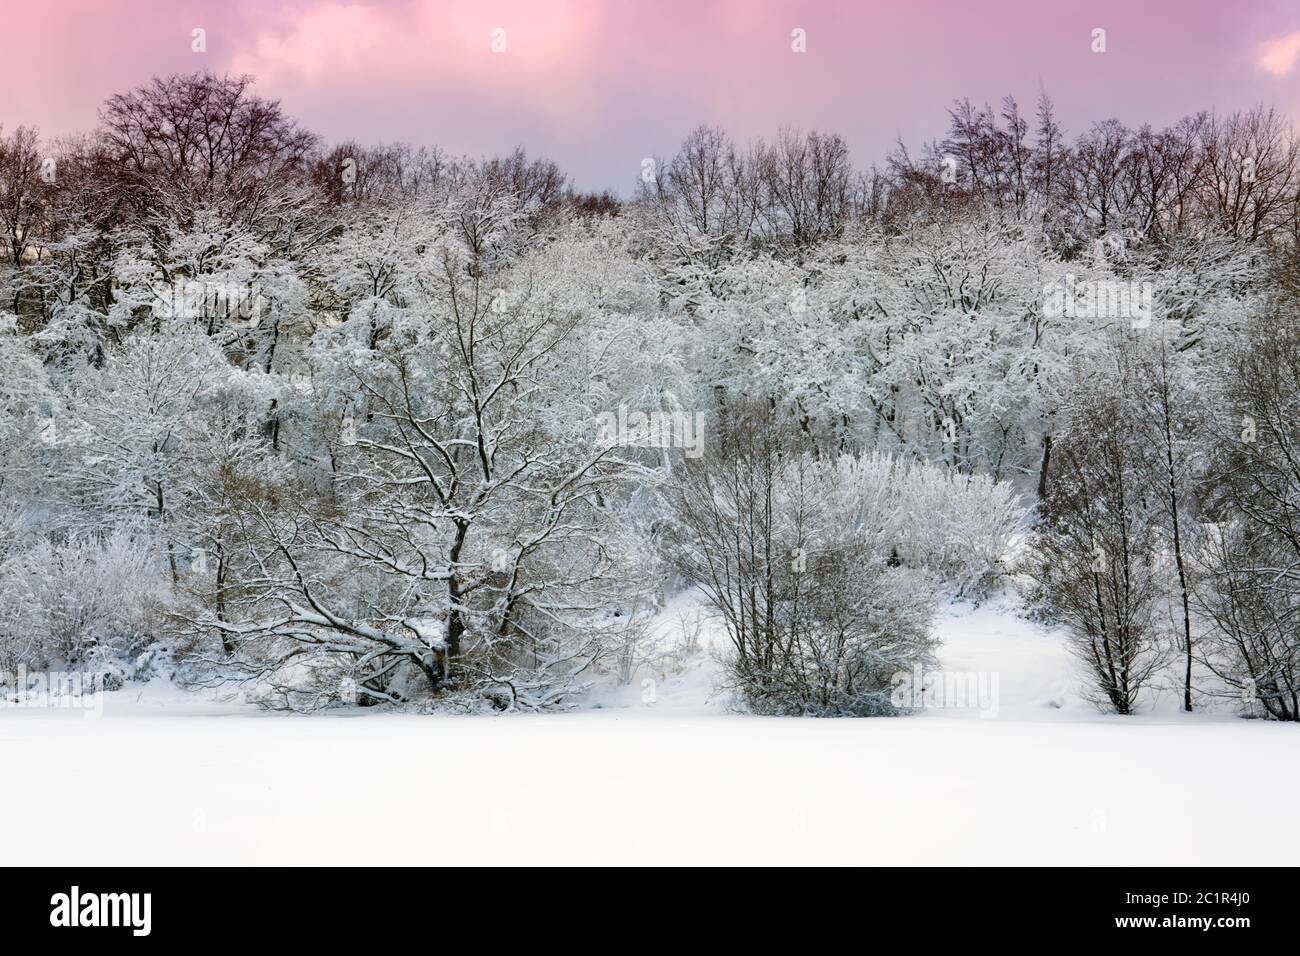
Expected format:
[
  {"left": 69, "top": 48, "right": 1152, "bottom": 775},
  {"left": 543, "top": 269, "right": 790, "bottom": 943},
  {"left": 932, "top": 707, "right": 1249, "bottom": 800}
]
[{"left": 5, "top": 592, "right": 1297, "bottom": 865}]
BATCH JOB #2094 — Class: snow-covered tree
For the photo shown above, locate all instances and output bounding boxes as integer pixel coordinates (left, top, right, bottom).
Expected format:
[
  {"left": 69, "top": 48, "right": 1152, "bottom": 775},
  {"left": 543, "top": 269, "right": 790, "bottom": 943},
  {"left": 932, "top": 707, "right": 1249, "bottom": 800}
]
[{"left": 1029, "top": 343, "right": 1168, "bottom": 714}]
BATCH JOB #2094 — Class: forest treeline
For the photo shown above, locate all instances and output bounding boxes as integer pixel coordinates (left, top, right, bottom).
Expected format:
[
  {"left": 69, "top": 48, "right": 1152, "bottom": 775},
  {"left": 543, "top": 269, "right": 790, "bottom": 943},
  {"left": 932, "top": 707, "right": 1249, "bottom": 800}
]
[{"left": 2, "top": 74, "right": 1299, "bottom": 718}]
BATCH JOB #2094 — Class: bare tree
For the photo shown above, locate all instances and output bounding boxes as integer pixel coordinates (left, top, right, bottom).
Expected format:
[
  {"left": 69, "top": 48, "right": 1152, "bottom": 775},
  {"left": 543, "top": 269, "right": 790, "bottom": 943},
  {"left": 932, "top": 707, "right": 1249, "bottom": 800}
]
[
  {"left": 1032, "top": 90, "right": 1067, "bottom": 223},
  {"left": 1195, "top": 106, "right": 1299, "bottom": 242},
  {"left": 0, "top": 126, "right": 49, "bottom": 270},
  {"left": 99, "top": 72, "right": 319, "bottom": 248},
  {"left": 1073, "top": 119, "right": 1131, "bottom": 233}
]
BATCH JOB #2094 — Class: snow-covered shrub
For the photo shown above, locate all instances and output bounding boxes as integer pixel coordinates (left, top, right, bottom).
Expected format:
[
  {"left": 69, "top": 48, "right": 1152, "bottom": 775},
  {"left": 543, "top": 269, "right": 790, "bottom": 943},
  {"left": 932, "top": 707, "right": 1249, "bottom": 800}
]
[
  {"left": 821, "top": 453, "right": 1028, "bottom": 597},
  {"left": 0, "top": 506, "right": 48, "bottom": 674},
  {"left": 1195, "top": 523, "right": 1300, "bottom": 720},
  {"left": 664, "top": 405, "right": 942, "bottom": 716},
  {"left": 0, "top": 529, "right": 161, "bottom": 671}
]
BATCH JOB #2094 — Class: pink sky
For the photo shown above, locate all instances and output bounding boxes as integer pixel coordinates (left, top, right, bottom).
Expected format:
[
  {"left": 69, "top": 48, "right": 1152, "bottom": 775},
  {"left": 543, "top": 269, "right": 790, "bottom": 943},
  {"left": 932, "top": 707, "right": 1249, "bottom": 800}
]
[{"left": 3, "top": 0, "right": 1299, "bottom": 191}]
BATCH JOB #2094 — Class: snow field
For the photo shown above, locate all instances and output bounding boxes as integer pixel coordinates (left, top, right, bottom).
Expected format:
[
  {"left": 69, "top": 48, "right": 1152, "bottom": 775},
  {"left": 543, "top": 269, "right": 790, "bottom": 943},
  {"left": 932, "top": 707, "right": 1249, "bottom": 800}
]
[{"left": 5, "top": 594, "right": 1295, "bottom": 865}]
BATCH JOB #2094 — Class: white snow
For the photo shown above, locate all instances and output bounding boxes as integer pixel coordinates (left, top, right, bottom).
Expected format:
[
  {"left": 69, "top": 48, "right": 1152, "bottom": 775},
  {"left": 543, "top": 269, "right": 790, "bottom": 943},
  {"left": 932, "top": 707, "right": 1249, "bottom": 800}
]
[{"left": 5, "top": 591, "right": 1298, "bottom": 865}]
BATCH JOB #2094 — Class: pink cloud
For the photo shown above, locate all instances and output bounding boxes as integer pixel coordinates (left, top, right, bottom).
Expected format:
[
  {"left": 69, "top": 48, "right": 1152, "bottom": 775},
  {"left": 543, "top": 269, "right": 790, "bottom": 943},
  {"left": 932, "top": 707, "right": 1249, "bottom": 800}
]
[
  {"left": 228, "top": 1, "right": 609, "bottom": 132},
  {"left": 1258, "top": 30, "right": 1300, "bottom": 77},
  {"left": 229, "top": 4, "right": 398, "bottom": 80}
]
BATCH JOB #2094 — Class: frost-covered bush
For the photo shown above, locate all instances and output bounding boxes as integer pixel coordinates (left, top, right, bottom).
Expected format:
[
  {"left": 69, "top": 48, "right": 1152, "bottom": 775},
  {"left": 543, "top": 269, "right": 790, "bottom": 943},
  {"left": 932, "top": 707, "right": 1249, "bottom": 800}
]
[
  {"left": 664, "top": 403, "right": 1030, "bottom": 715},
  {"left": 0, "top": 529, "right": 160, "bottom": 671},
  {"left": 664, "top": 406, "right": 940, "bottom": 716},
  {"left": 0, "top": 506, "right": 44, "bottom": 675},
  {"left": 850, "top": 454, "right": 1029, "bottom": 596}
]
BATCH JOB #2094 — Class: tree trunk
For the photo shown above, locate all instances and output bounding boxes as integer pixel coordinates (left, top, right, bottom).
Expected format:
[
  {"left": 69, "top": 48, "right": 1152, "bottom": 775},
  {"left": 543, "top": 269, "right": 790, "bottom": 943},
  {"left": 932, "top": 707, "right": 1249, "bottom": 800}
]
[
  {"left": 1037, "top": 434, "right": 1053, "bottom": 499},
  {"left": 1167, "top": 460, "right": 1194, "bottom": 712}
]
